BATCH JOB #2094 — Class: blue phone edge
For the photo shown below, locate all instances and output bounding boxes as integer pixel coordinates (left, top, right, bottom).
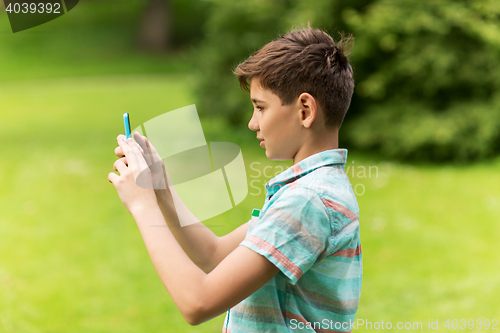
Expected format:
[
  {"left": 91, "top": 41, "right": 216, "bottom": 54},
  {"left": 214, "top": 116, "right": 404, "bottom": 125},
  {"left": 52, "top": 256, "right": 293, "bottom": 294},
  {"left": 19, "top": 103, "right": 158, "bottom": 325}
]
[{"left": 123, "top": 113, "right": 131, "bottom": 139}]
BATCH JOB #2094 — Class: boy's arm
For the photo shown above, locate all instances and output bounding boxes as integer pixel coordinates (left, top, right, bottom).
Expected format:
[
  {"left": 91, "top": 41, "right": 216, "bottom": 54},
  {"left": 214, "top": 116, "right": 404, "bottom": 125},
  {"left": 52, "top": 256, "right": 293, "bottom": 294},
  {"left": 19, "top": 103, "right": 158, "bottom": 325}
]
[
  {"left": 114, "top": 134, "right": 248, "bottom": 272},
  {"left": 156, "top": 188, "right": 249, "bottom": 273},
  {"left": 131, "top": 203, "right": 278, "bottom": 325},
  {"left": 109, "top": 139, "right": 278, "bottom": 325}
]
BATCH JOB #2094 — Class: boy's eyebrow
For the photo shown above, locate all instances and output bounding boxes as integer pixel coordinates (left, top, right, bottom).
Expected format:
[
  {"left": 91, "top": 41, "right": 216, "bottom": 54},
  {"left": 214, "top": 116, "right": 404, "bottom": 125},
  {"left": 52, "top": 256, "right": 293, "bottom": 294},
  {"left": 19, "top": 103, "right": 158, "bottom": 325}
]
[{"left": 251, "top": 98, "right": 266, "bottom": 104}]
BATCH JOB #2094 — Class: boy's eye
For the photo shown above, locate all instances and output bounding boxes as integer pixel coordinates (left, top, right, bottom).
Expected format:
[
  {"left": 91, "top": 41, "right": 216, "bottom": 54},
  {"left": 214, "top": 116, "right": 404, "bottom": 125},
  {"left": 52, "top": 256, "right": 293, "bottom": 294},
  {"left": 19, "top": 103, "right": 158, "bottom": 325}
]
[{"left": 256, "top": 106, "right": 264, "bottom": 111}]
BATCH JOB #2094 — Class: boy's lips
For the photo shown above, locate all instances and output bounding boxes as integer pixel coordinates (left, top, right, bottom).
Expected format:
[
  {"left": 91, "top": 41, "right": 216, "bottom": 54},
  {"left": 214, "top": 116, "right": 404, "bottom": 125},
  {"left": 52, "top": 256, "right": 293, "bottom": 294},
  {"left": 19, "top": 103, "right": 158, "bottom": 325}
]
[{"left": 257, "top": 137, "right": 265, "bottom": 147}]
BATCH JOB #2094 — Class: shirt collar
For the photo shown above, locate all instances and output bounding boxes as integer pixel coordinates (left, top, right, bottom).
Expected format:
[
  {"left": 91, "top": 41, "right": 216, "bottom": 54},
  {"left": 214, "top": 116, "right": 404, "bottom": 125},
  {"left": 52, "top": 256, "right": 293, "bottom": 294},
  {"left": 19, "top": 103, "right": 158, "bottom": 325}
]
[{"left": 265, "top": 149, "right": 348, "bottom": 190}]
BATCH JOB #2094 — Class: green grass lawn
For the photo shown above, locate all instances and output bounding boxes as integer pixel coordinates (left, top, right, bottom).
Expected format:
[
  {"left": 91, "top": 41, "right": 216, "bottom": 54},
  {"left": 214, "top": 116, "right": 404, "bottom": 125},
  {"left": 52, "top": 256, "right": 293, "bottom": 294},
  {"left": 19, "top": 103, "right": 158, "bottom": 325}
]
[
  {"left": 1, "top": 73, "right": 499, "bottom": 333},
  {"left": 353, "top": 158, "right": 500, "bottom": 331}
]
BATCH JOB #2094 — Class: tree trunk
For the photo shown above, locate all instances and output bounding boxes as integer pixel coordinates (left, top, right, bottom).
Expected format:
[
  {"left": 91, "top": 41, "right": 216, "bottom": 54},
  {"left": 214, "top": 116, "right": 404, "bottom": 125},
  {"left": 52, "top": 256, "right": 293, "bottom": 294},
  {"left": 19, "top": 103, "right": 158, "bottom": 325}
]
[{"left": 137, "top": 0, "right": 171, "bottom": 52}]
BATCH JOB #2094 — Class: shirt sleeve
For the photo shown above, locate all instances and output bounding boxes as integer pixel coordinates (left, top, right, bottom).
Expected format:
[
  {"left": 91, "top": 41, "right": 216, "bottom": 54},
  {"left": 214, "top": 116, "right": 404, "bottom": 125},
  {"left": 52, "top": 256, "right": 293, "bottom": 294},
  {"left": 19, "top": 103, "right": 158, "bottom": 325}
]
[{"left": 240, "top": 187, "right": 330, "bottom": 285}]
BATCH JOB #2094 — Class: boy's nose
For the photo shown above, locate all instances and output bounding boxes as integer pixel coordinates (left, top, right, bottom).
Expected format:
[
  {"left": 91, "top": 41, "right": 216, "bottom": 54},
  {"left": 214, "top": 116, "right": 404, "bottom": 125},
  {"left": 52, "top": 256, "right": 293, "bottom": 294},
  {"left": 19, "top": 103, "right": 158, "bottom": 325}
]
[{"left": 248, "top": 111, "right": 259, "bottom": 131}]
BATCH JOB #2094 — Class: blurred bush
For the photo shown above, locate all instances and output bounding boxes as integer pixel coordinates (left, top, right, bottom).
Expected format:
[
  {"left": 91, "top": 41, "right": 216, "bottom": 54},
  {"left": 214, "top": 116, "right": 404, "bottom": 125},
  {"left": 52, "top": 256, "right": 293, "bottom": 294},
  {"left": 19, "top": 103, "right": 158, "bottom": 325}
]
[
  {"left": 194, "top": 0, "right": 500, "bottom": 161},
  {"left": 194, "top": 0, "right": 294, "bottom": 126},
  {"left": 169, "top": 0, "right": 211, "bottom": 48}
]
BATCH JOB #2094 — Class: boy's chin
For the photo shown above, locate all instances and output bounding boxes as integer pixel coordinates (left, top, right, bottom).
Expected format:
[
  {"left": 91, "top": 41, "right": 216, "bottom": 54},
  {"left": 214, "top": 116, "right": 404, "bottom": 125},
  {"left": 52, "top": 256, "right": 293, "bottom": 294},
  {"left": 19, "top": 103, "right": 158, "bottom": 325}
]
[
  {"left": 266, "top": 150, "right": 291, "bottom": 161},
  {"left": 265, "top": 150, "right": 277, "bottom": 160}
]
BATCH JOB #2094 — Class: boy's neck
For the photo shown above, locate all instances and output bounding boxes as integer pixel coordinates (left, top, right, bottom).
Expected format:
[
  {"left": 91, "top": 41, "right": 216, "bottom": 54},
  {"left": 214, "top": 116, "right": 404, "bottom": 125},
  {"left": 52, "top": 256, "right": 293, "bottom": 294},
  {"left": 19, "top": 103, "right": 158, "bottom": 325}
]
[{"left": 293, "top": 129, "right": 339, "bottom": 165}]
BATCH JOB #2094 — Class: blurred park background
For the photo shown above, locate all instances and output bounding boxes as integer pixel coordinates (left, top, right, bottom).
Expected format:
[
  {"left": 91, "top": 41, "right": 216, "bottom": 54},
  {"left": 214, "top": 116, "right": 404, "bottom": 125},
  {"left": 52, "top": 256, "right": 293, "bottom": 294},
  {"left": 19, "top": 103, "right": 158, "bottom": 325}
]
[{"left": 0, "top": 0, "right": 499, "bottom": 332}]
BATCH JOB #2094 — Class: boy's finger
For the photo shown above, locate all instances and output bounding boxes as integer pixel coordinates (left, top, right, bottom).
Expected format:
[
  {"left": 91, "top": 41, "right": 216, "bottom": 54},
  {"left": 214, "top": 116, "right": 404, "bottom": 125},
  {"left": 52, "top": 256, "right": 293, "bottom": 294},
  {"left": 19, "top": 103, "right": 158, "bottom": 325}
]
[
  {"left": 108, "top": 172, "right": 118, "bottom": 183},
  {"left": 126, "top": 139, "right": 141, "bottom": 165},
  {"left": 113, "top": 159, "right": 128, "bottom": 174},
  {"left": 113, "top": 157, "right": 128, "bottom": 171},
  {"left": 118, "top": 139, "right": 131, "bottom": 158},
  {"left": 144, "top": 136, "right": 151, "bottom": 148},
  {"left": 117, "top": 141, "right": 134, "bottom": 171},
  {"left": 128, "top": 140, "right": 149, "bottom": 172},
  {"left": 117, "top": 134, "right": 126, "bottom": 143},
  {"left": 127, "top": 142, "right": 153, "bottom": 189},
  {"left": 145, "top": 137, "right": 157, "bottom": 151},
  {"left": 114, "top": 146, "right": 124, "bottom": 158},
  {"left": 142, "top": 138, "right": 169, "bottom": 182},
  {"left": 143, "top": 137, "right": 161, "bottom": 159},
  {"left": 133, "top": 132, "right": 146, "bottom": 145},
  {"left": 134, "top": 132, "right": 146, "bottom": 147},
  {"left": 133, "top": 132, "right": 152, "bottom": 164},
  {"left": 127, "top": 137, "right": 144, "bottom": 155}
]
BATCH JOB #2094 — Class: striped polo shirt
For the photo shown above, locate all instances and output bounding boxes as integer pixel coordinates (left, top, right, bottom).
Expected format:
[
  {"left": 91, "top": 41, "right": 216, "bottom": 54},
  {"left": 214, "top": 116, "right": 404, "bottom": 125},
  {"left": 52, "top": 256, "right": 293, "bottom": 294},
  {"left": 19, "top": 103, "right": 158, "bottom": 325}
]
[{"left": 223, "top": 149, "right": 362, "bottom": 333}]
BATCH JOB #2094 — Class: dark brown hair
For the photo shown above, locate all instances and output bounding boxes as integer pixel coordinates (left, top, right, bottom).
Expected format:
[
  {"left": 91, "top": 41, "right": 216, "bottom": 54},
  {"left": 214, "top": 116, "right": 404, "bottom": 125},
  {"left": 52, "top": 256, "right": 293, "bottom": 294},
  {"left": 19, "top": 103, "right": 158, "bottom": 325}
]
[{"left": 234, "top": 25, "right": 354, "bottom": 128}]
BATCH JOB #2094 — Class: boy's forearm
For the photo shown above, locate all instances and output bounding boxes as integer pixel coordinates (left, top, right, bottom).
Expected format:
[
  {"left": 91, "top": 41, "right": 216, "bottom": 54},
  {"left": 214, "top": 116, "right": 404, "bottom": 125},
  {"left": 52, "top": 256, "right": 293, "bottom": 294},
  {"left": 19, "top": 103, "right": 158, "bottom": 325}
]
[
  {"left": 154, "top": 189, "right": 221, "bottom": 272},
  {"left": 130, "top": 203, "right": 211, "bottom": 324},
  {"left": 129, "top": 203, "right": 277, "bottom": 326}
]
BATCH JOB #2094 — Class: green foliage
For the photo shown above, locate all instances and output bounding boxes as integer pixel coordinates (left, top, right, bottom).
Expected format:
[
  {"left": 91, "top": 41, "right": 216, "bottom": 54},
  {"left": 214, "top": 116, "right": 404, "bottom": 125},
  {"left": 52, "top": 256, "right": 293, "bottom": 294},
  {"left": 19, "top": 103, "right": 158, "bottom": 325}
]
[
  {"left": 170, "top": 0, "right": 212, "bottom": 48},
  {"left": 195, "top": 0, "right": 500, "bottom": 161},
  {"left": 342, "top": 0, "right": 500, "bottom": 161},
  {"left": 346, "top": 99, "right": 500, "bottom": 161}
]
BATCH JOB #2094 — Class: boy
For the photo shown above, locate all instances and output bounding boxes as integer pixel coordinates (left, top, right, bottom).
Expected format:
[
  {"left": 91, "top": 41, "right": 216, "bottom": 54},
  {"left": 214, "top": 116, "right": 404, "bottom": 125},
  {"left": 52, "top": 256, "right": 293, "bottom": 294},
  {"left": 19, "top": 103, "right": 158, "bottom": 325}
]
[{"left": 109, "top": 26, "right": 361, "bottom": 332}]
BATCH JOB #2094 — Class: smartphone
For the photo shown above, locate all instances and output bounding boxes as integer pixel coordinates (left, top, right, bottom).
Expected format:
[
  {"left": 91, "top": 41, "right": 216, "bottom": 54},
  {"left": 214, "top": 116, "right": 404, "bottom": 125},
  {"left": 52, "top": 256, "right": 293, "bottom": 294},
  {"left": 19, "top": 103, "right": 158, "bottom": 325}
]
[{"left": 123, "top": 112, "right": 131, "bottom": 139}]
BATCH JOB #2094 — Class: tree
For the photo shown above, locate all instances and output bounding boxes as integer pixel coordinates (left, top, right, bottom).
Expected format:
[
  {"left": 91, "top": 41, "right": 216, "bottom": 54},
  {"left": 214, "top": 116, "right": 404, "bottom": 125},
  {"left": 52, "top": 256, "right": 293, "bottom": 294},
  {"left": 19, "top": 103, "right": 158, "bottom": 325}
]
[{"left": 137, "top": 0, "right": 171, "bottom": 51}]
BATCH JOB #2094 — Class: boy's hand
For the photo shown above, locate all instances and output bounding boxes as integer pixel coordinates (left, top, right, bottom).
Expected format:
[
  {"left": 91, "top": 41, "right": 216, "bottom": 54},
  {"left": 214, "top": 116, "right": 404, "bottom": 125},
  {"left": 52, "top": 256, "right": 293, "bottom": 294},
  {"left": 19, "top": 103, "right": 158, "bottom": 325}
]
[
  {"left": 114, "top": 133, "right": 172, "bottom": 191},
  {"left": 108, "top": 137, "right": 158, "bottom": 215}
]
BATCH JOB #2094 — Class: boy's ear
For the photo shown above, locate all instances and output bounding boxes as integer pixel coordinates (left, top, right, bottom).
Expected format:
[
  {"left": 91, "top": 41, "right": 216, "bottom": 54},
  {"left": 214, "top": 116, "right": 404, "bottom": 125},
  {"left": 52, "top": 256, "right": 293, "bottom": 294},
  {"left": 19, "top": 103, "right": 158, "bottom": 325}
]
[{"left": 297, "top": 92, "right": 317, "bottom": 128}]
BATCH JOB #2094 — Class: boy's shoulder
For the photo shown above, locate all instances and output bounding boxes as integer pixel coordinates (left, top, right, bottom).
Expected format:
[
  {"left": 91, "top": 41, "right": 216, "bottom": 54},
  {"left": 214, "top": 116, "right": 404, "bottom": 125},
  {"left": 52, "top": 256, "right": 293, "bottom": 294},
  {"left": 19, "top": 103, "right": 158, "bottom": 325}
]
[{"left": 264, "top": 149, "right": 359, "bottom": 229}]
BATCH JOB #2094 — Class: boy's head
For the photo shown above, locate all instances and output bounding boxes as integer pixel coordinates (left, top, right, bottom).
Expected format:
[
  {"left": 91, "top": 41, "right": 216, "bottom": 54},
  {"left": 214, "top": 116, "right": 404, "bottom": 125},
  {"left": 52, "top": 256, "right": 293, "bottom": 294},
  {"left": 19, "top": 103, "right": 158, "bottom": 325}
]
[{"left": 234, "top": 25, "right": 354, "bottom": 129}]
